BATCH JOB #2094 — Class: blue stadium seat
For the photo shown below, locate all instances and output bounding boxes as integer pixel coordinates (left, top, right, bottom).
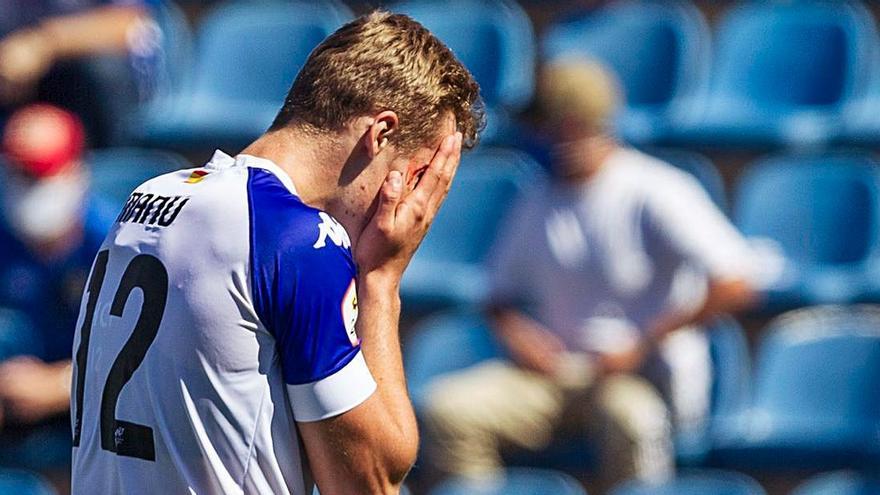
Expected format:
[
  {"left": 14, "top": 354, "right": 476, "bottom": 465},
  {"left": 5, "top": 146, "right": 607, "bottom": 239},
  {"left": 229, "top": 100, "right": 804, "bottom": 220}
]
[
  {"left": 397, "top": 0, "right": 536, "bottom": 143},
  {"left": 793, "top": 471, "right": 880, "bottom": 495},
  {"left": 400, "top": 148, "right": 540, "bottom": 313},
  {"left": 676, "top": 318, "right": 751, "bottom": 466},
  {"left": 0, "top": 469, "right": 57, "bottom": 495},
  {"left": 642, "top": 148, "right": 726, "bottom": 210},
  {"left": 610, "top": 469, "right": 765, "bottom": 495},
  {"left": 86, "top": 148, "right": 192, "bottom": 207},
  {"left": 671, "top": 2, "right": 877, "bottom": 148},
  {"left": 710, "top": 306, "right": 880, "bottom": 470},
  {"left": 430, "top": 467, "right": 586, "bottom": 495},
  {"left": 135, "top": 1, "right": 352, "bottom": 149},
  {"left": 404, "top": 311, "right": 504, "bottom": 411},
  {"left": 733, "top": 153, "right": 880, "bottom": 310},
  {"left": 542, "top": 1, "right": 710, "bottom": 145},
  {"left": 405, "top": 312, "right": 751, "bottom": 470}
]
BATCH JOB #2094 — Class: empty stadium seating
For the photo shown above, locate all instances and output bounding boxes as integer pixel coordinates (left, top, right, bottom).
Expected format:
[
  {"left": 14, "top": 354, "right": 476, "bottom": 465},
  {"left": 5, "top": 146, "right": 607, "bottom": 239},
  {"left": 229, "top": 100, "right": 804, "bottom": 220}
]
[
  {"left": 133, "top": 1, "right": 353, "bottom": 149},
  {"left": 733, "top": 153, "right": 880, "bottom": 310},
  {"left": 396, "top": 0, "right": 536, "bottom": 143},
  {"left": 400, "top": 148, "right": 540, "bottom": 313},
  {"left": 430, "top": 467, "right": 587, "bottom": 495},
  {"left": 543, "top": 1, "right": 710, "bottom": 145},
  {"left": 610, "top": 469, "right": 765, "bottom": 495},
  {"left": 710, "top": 306, "right": 880, "bottom": 470},
  {"left": 672, "top": 2, "right": 878, "bottom": 148},
  {"left": 792, "top": 471, "right": 880, "bottom": 495}
]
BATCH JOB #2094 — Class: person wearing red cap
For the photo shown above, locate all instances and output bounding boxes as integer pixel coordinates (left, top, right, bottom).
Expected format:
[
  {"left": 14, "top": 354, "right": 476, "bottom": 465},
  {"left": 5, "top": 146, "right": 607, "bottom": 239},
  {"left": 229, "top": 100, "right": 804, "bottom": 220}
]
[{"left": 0, "top": 104, "right": 113, "bottom": 446}]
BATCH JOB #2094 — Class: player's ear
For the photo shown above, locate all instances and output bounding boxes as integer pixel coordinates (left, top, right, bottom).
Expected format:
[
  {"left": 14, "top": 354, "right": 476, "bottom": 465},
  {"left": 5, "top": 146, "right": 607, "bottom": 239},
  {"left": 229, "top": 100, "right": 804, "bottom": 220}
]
[{"left": 364, "top": 111, "right": 398, "bottom": 159}]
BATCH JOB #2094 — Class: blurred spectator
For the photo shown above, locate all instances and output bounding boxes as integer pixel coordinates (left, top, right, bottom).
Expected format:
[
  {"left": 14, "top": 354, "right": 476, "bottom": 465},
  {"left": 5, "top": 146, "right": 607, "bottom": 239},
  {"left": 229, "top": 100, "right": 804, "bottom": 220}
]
[
  {"left": 0, "top": 0, "right": 158, "bottom": 146},
  {"left": 424, "top": 61, "right": 759, "bottom": 491},
  {"left": 0, "top": 104, "right": 113, "bottom": 428}
]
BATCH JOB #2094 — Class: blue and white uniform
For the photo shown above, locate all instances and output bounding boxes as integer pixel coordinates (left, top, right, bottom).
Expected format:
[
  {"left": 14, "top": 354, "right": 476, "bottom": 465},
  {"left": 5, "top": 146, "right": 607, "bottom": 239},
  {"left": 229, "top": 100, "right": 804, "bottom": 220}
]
[{"left": 70, "top": 151, "right": 376, "bottom": 494}]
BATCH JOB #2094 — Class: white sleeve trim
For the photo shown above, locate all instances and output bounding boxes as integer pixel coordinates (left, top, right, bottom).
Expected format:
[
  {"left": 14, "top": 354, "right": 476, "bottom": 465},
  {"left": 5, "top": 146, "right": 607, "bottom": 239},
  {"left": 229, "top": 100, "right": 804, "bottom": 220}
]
[{"left": 288, "top": 351, "right": 377, "bottom": 422}]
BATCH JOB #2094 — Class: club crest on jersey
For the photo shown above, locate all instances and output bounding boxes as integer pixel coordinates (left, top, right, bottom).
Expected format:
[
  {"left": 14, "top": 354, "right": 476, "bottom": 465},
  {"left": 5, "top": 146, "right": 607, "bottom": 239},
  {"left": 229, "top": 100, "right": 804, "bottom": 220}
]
[
  {"left": 341, "top": 279, "right": 359, "bottom": 346},
  {"left": 313, "top": 212, "right": 351, "bottom": 249}
]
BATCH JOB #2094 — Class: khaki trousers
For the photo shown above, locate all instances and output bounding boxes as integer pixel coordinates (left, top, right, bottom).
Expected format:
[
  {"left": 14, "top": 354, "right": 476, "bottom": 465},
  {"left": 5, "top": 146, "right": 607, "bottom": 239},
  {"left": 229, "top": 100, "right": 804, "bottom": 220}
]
[{"left": 423, "top": 359, "right": 674, "bottom": 486}]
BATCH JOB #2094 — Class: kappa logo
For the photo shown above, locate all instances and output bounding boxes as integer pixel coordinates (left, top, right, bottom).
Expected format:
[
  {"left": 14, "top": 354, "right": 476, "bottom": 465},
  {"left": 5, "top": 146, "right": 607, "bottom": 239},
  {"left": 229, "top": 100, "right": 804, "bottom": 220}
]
[{"left": 313, "top": 211, "right": 351, "bottom": 250}]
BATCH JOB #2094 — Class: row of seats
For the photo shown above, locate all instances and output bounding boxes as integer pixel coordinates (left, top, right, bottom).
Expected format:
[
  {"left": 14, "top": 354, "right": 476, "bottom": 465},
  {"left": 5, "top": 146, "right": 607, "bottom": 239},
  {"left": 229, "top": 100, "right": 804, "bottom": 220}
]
[
  {"left": 50, "top": 144, "right": 880, "bottom": 314},
  {"left": 130, "top": 0, "right": 880, "bottom": 151},
  {"left": 433, "top": 467, "right": 880, "bottom": 495},
  {"left": 547, "top": 0, "right": 880, "bottom": 148},
  {"left": 399, "top": 146, "right": 880, "bottom": 314},
  {"left": 404, "top": 305, "right": 880, "bottom": 480}
]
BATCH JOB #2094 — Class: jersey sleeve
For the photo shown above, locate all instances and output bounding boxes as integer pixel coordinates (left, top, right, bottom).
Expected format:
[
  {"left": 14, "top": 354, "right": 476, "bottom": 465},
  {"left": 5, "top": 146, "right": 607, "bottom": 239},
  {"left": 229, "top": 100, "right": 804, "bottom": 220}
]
[{"left": 248, "top": 168, "right": 376, "bottom": 422}]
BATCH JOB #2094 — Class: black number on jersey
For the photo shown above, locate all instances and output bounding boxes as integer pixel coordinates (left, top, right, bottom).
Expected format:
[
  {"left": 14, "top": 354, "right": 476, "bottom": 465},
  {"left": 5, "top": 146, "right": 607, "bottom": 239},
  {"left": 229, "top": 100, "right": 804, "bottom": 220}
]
[{"left": 72, "top": 250, "right": 169, "bottom": 462}]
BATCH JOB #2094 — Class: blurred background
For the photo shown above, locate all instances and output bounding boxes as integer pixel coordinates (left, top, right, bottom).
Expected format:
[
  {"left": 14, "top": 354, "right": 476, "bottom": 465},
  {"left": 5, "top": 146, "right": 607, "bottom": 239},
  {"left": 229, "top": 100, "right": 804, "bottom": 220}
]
[{"left": 2, "top": 0, "right": 880, "bottom": 494}]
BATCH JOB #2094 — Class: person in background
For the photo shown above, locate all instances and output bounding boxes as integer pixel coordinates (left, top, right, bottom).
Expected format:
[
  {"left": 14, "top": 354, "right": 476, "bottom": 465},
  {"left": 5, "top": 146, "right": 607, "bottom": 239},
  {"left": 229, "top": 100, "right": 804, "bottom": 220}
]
[
  {"left": 0, "top": 104, "right": 113, "bottom": 429},
  {"left": 0, "top": 0, "right": 158, "bottom": 146},
  {"left": 424, "top": 60, "right": 759, "bottom": 492}
]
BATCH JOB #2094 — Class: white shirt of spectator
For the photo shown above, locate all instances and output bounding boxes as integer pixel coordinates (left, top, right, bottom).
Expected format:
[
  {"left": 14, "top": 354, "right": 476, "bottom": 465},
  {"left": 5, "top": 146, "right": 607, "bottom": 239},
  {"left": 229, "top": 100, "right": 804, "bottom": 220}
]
[{"left": 489, "top": 147, "right": 758, "bottom": 426}]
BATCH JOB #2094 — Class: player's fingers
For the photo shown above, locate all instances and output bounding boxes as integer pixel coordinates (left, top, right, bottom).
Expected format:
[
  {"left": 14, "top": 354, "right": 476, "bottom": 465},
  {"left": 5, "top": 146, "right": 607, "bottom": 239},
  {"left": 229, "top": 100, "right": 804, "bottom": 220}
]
[
  {"left": 375, "top": 170, "right": 403, "bottom": 231},
  {"left": 404, "top": 134, "right": 455, "bottom": 213},
  {"left": 426, "top": 132, "right": 462, "bottom": 214}
]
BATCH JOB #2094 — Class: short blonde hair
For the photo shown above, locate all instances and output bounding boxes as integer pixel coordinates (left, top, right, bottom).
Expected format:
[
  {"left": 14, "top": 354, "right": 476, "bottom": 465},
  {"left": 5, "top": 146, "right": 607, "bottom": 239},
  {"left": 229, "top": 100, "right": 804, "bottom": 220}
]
[
  {"left": 538, "top": 60, "right": 621, "bottom": 133},
  {"left": 271, "top": 11, "right": 484, "bottom": 151}
]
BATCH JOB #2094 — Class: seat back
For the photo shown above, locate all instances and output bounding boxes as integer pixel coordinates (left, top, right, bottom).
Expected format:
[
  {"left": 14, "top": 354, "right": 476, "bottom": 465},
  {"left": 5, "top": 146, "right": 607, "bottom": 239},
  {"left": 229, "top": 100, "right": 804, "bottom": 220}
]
[
  {"left": 751, "top": 307, "right": 880, "bottom": 424},
  {"left": 404, "top": 311, "right": 503, "bottom": 410},
  {"left": 793, "top": 471, "right": 880, "bottom": 495},
  {"left": 431, "top": 467, "right": 586, "bottom": 495},
  {"left": 711, "top": 2, "right": 875, "bottom": 109},
  {"left": 543, "top": 1, "right": 709, "bottom": 108},
  {"left": 734, "top": 153, "right": 880, "bottom": 267},
  {"left": 611, "top": 469, "right": 765, "bottom": 495},
  {"left": 415, "top": 148, "right": 540, "bottom": 265},
  {"left": 191, "top": 2, "right": 352, "bottom": 104},
  {"left": 0, "top": 469, "right": 57, "bottom": 495},
  {"left": 398, "top": 0, "right": 536, "bottom": 111},
  {"left": 87, "top": 148, "right": 192, "bottom": 207}
]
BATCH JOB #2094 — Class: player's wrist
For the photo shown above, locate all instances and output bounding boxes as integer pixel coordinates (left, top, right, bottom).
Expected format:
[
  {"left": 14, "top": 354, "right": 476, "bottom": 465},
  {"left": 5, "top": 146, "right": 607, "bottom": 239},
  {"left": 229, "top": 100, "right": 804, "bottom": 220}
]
[{"left": 359, "top": 269, "right": 402, "bottom": 292}]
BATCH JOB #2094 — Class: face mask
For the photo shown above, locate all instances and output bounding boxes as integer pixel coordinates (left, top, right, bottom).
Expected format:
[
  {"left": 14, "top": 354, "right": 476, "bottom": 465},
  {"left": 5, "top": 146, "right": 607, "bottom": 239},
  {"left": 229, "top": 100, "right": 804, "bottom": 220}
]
[{"left": 3, "top": 168, "right": 87, "bottom": 246}]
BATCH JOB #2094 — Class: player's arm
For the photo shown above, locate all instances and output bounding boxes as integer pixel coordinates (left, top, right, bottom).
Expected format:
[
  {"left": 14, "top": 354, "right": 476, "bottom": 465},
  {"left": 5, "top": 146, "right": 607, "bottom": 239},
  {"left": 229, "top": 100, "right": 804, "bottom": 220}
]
[{"left": 298, "top": 132, "right": 463, "bottom": 494}]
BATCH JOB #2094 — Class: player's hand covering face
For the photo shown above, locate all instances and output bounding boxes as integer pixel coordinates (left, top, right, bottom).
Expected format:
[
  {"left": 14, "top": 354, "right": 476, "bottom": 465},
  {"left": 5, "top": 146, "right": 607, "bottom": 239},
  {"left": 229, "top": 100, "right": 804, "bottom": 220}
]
[{"left": 355, "top": 132, "right": 463, "bottom": 278}]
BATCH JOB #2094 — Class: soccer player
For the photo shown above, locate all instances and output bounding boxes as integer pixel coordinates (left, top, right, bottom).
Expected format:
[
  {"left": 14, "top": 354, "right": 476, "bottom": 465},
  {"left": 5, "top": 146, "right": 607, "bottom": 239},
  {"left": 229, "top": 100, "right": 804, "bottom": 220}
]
[{"left": 69, "top": 12, "right": 481, "bottom": 494}]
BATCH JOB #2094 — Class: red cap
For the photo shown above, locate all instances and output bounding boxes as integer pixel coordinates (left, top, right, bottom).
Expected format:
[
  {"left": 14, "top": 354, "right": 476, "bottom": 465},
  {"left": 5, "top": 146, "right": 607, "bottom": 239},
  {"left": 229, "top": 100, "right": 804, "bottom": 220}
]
[{"left": 2, "top": 104, "right": 86, "bottom": 179}]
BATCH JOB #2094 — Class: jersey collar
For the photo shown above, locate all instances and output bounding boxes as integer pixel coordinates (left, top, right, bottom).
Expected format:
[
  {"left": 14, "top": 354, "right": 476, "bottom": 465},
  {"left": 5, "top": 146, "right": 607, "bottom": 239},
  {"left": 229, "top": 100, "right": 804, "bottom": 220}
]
[{"left": 205, "top": 150, "right": 299, "bottom": 196}]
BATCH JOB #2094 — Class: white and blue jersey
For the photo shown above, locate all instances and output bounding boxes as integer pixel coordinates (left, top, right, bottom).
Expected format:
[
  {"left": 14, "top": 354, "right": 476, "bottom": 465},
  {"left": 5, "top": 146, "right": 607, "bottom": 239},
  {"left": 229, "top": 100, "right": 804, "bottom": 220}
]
[{"left": 70, "top": 151, "right": 376, "bottom": 494}]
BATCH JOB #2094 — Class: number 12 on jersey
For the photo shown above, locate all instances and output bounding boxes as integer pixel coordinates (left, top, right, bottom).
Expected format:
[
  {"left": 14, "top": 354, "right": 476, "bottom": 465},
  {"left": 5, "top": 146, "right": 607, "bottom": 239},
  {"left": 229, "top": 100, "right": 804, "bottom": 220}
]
[{"left": 72, "top": 249, "right": 169, "bottom": 462}]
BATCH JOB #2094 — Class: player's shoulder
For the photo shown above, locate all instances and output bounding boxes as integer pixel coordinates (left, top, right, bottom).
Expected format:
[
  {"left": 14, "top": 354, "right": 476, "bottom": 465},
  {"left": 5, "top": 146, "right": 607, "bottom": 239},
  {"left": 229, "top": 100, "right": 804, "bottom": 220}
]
[{"left": 247, "top": 163, "right": 354, "bottom": 269}]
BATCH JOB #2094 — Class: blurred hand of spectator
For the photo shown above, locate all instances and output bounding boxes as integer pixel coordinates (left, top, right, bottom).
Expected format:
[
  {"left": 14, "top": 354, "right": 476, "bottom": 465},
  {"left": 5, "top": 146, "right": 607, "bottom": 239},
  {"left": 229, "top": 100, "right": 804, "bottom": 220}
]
[
  {"left": 0, "top": 356, "right": 71, "bottom": 425},
  {"left": 0, "top": 28, "right": 56, "bottom": 103},
  {"left": 491, "top": 308, "right": 565, "bottom": 376},
  {"left": 599, "top": 344, "right": 647, "bottom": 375}
]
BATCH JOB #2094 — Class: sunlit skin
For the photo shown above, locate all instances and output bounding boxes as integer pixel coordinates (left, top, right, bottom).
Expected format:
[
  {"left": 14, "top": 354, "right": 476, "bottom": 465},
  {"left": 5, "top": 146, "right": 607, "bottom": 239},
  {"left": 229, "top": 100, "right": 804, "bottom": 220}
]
[{"left": 242, "top": 110, "right": 463, "bottom": 493}]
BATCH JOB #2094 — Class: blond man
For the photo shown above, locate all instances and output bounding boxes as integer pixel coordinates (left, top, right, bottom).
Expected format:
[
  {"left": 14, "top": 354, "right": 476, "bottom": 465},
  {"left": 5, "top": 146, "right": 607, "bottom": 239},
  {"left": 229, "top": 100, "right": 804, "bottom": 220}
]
[
  {"left": 424, "top": 61, "right": 757, "bottom": 489},
  {"left": 69, "top": 12, "right": 481, "bottom": 494}
]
